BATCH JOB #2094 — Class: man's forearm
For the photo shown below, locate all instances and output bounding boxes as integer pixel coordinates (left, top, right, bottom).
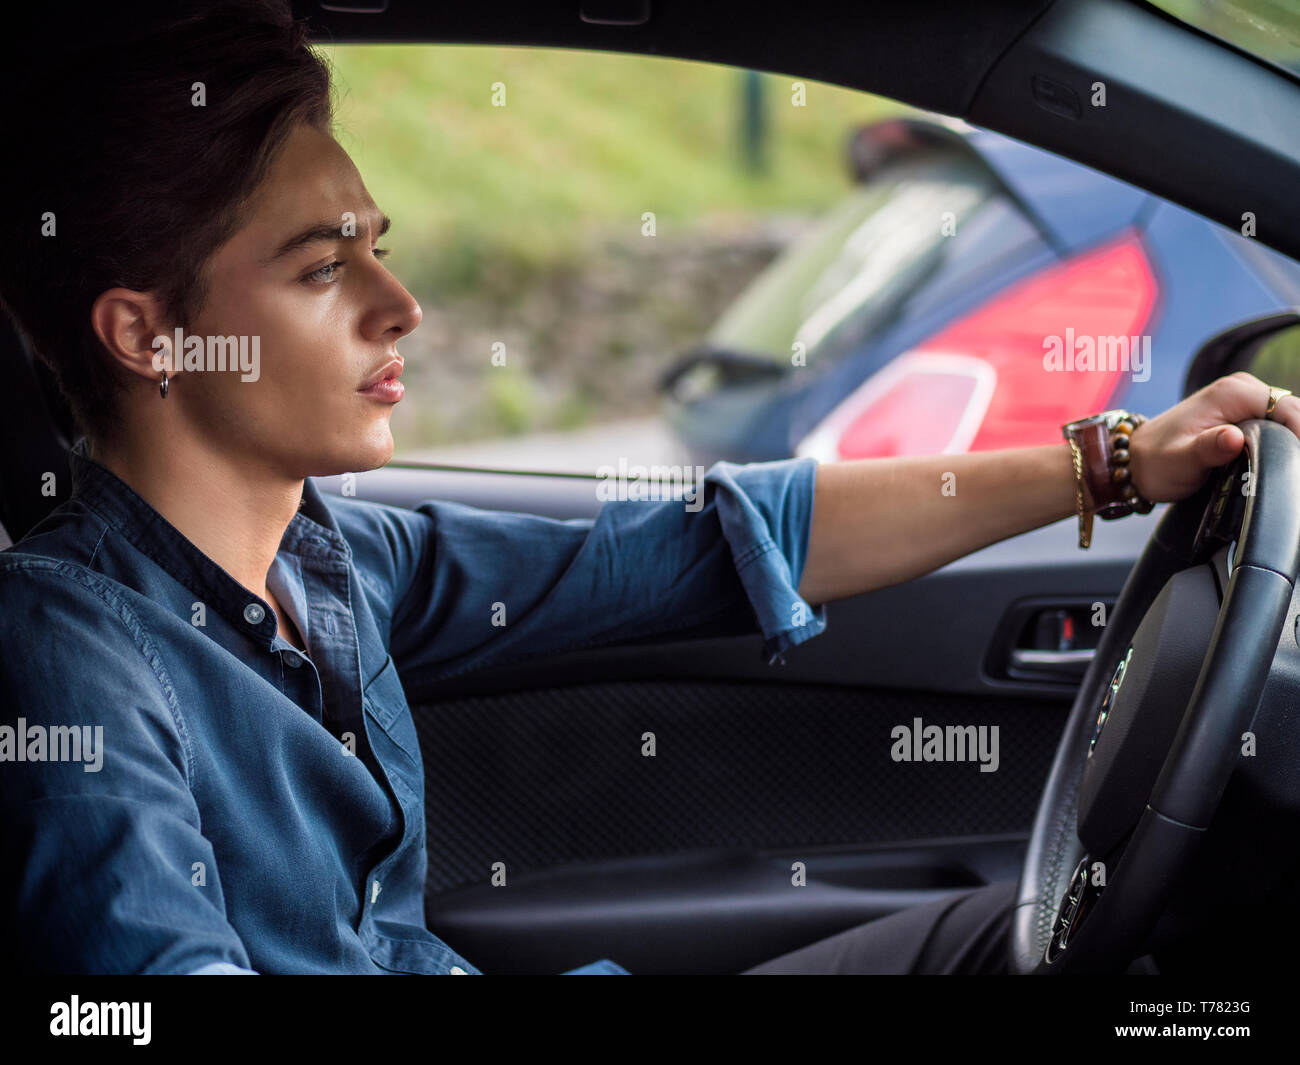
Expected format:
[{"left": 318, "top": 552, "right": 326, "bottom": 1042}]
[{"left": 797, "top": 443, "right": 1089, "bottom": 605}]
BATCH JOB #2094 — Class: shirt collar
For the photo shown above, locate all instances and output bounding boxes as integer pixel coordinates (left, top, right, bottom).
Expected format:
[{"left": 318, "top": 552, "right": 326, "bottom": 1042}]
[{"left": 67, "top": 436, "right": 352, "bottom": 646}]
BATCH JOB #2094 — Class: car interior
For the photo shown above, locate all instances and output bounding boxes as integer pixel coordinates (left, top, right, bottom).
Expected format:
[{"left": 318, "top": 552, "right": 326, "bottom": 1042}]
[{"left": 4, "top": 0, "right": 1300, "bottom": 975}]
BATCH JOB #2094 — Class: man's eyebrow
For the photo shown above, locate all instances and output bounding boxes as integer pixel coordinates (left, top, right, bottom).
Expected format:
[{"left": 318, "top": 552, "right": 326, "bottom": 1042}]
[{"left": 262, "top": 212, "right": 391, "bottom": 266}]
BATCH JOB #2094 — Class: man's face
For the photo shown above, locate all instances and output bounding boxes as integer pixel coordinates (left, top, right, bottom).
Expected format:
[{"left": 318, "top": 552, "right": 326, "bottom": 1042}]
[{"left": 175, "top": 120, "right": 421, "bottom": 478}]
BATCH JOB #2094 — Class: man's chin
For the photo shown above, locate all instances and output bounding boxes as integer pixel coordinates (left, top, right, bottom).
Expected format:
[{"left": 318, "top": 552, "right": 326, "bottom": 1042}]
[
  {"left": 304, "top": 428, "right": 395, "bottom": 479},
  {"left": 347, "top": 436, "right": 396, "bottom": 475}
]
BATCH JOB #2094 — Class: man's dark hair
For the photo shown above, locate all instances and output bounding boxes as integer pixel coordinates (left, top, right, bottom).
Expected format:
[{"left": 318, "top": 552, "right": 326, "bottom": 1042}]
[{"left": 0, "top": 0, "right": 335, "bottom": 448}]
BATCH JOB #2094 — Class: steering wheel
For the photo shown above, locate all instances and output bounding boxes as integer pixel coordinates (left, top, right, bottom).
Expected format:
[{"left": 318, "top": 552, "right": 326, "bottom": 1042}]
[{"left": 1010, "top": 418, "right": 1300, "bottom": 974}]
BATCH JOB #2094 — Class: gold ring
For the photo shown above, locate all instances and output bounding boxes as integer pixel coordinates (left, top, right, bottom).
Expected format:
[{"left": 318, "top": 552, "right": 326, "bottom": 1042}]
[{"left": 1266, "top": 386, "right": 1293, "bottom": 420}]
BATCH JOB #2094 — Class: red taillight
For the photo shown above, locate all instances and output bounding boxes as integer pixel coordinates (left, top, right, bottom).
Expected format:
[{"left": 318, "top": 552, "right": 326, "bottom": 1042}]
[{"left": 796, "top": 233, "right": 1158, "bottom": 461}]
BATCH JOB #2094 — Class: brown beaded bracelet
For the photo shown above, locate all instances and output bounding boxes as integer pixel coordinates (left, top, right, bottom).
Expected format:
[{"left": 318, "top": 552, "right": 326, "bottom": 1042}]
[{"left": 1106, "top": 412, "right": 1156, "bottom": 518}]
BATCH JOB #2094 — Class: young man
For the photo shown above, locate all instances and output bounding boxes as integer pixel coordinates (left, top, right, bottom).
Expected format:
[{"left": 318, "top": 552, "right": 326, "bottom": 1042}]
[{"left": 0, "top": 0, "right": 1295, "bottom": 974}]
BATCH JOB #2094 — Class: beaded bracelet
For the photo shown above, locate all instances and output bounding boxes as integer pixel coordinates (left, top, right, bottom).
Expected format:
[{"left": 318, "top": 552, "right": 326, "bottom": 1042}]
[{"left": 1107, "top": 413, "right": 1156, "bottom": 517}]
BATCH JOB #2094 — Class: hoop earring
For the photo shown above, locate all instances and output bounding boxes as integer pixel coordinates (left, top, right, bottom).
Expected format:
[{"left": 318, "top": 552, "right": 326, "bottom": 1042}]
[{"left": 159, "top": 370, "right": 169, "bottom": 399}]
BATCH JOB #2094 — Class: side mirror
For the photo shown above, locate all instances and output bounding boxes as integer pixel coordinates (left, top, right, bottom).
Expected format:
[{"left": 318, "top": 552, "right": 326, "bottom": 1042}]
[{"left": 1183, "top": 310, "right": 1300, "bottom": 398}]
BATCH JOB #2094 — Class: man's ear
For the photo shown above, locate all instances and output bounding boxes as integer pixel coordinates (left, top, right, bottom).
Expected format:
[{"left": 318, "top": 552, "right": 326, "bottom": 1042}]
[{"left": 90, "top": 289, "right": 176, "bottom": 383}]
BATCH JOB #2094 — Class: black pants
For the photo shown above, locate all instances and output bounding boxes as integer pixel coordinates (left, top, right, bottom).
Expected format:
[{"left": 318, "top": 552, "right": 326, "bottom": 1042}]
[{"left": 742, "top": 879, "right": 1018, "bottom": 974}]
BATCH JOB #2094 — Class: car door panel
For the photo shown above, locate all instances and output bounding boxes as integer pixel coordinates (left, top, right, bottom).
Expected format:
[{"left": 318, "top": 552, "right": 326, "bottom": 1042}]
[{"left": 316, "top": 468, "right": 1153, "bottom": 973}]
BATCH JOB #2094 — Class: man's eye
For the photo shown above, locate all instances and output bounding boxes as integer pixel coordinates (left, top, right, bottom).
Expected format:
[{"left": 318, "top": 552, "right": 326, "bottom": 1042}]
[
  {"left": 304, "top": 260, "right": 344, "bottom": 284},
  {"left": 303, "top": 247, "right": 391, "bottom": 285}
]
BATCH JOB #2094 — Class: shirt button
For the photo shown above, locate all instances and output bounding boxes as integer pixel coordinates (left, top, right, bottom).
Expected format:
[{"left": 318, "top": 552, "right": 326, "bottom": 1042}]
[
  {"left": 284, "top": 652, "right": 303, "bottom": 668},
  {"left": 244, "top": 603, "right": 266, "bottom": 625},
  {"left": 449, "top": 966, "right": 468, "bottom": 975}
]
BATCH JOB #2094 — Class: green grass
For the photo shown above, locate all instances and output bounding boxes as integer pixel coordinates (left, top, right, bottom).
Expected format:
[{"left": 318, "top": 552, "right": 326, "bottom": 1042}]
[{"left": 316, "top": 43, "right": 908, "bottom": 295}]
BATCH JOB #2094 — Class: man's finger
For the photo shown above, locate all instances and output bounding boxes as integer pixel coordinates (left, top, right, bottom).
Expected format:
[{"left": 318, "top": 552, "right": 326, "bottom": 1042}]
[
  {"left": 1217, "top": 371, "right": 1275, "bottom": 422},
  {"left": 1264, "top": 395, "right": 1300, "bottom": 441},
  {"left": 1193, "top": 423, "right": 1245, "bottom": 469}
]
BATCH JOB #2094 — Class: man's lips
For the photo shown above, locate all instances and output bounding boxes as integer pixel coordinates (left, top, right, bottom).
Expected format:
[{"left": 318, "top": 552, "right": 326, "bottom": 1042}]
[
  {"left": 359, "top": 358, "right": 404, "bottom": 391},
  {"left": 359, "top": 378, "right": 404, "bottom": 402},
  {"left": 358, "top": 358, "right": 404, "bottom": 402}
]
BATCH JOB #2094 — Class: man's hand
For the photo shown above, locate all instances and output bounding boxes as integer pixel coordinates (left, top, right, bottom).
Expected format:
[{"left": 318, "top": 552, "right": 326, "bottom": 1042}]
[{"left": 1129, "top": 371, "right": 1300, "bottom": 505}]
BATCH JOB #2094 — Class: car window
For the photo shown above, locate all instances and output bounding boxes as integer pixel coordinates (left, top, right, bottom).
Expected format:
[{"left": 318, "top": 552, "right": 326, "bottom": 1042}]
[
  {"left": 704, "top": 152, "right": 995, "bottom": 369},
  {"left": 1151, "top": 0, "right": 1300, "bottom": 77},
  {"left": 1246, "top": 324, "right": 1300, "bottom": 393},
  {"left": 890, "top": 194, "right": 1044, "bottom": 327},
  {"left": 320, "top": 43, "right": 912, "bottom": 474}
]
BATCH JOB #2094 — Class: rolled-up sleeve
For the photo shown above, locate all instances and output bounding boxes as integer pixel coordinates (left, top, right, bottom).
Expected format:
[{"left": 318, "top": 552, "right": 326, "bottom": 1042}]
[
  {"left": 0, "top": 563, "right": 254, "bottom": 975},
  {"left": 337, "top": 457, "right": 827, "bottom": 684},
  {"left": 704, "top": 458, "right": 828, "bottom": 661}
]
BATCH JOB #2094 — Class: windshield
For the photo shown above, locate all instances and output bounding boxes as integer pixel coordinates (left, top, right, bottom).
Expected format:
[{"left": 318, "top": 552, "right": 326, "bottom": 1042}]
[{"left": 1151, "top": 0, "right": 1300, "bottom": 76}]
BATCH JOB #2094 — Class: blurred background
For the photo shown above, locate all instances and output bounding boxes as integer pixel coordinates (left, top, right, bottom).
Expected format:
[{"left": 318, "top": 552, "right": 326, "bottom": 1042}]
[
  {"left": 323, "top": 44, "right": 903, "bottom": 468},
  {"left": 321, "top": 20, "right": 1300, "bottom": 476}
]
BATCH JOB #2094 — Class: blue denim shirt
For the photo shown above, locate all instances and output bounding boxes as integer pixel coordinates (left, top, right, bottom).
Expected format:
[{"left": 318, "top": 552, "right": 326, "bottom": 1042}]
[{"left": 0, "top": 437, "right": 825, "bottom": 974}]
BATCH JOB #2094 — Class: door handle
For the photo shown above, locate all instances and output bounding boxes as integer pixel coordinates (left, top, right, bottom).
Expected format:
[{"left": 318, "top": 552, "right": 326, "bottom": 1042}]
[
  {"left": 1008, "top": 647, "right": 1095, "bottom": 679},
  {"left": 989, "top": 598, "right": 1114, "bottom": 685}
]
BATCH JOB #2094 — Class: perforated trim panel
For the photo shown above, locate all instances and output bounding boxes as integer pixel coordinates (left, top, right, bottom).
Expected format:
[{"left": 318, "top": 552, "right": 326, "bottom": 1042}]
[{"left": 415, "top": 681, "right": 1068, "bottom": 896}]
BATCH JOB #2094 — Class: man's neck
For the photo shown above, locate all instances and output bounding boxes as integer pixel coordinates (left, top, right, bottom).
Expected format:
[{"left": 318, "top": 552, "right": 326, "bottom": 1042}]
[{"left": 90, "top": 433, "right": 304, "bottom": 603}]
